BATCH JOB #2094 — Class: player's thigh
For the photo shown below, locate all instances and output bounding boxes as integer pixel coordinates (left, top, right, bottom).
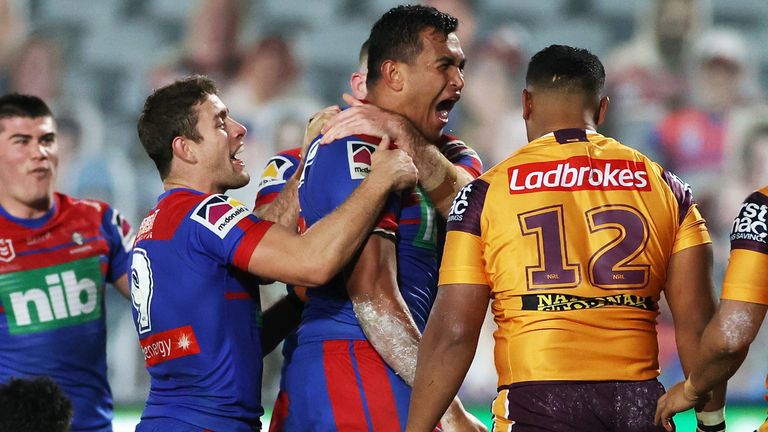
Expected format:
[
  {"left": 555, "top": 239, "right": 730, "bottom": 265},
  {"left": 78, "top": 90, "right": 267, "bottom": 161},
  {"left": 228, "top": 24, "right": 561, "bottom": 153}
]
[
  {"left": 284, "top": 342, "right": 338, "bottom": 431},
  {"left": 612, "top": 380, "right": 667, "bottom": 432}
]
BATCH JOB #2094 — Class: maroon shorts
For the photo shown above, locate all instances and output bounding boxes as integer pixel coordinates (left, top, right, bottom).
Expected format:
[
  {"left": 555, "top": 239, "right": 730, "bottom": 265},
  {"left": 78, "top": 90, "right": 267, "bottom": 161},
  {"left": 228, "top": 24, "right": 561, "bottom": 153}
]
[{"left": 492, "top": 380, "right": 668, "bottom": 432}]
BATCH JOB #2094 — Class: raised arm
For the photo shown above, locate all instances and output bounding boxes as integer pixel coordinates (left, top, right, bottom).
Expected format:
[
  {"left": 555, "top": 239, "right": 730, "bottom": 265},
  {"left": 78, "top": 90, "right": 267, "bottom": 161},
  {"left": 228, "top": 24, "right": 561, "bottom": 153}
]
[
  {"left": 249, "top": 137, "right": 416, "bottom": 287},
  {"left": 254, "top": 105, "right": 341, "bottom": 227},
  {"left": 406, "top": 283, "right": 489, "bottom": 432},
  {"left": 321, "top": 94, "right": 476, "bottom": 217}
]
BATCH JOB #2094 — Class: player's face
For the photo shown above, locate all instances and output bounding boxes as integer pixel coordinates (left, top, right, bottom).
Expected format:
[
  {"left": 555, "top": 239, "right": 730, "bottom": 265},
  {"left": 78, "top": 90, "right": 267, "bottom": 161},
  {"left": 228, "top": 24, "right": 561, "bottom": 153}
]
[
  {"left": 399, "top": 29, "right": 465, "bottom": 141},
  {"left": 192, "top": 94, "right": 249, "bottom": 194},
  {"left": 0, "top": 116, "right": 58, "bottom": 214}
]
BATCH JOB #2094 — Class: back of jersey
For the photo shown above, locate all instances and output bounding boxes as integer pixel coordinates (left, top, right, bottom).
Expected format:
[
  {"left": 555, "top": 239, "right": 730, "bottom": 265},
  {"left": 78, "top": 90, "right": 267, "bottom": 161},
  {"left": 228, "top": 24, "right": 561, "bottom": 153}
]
[{"left": 440, "top": 128, "right": 709, "bottom": 385}]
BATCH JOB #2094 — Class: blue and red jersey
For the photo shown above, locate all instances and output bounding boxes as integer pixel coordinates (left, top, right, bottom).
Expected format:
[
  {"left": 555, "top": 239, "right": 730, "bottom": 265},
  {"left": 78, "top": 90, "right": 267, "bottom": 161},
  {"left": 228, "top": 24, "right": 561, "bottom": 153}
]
[
  {"left": 0, "top": 193, "right": 133, "bottom": 432},
  {"left": 130, "top": 188, "right": 273, "bottom": 432},
  {"left": 297, "top": 135, "right": 400, "bottom": 344}
]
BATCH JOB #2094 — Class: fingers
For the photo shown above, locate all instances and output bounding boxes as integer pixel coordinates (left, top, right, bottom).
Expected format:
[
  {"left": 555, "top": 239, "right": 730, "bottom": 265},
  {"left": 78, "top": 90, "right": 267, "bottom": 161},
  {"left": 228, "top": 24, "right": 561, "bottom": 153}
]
[
  {"left": 379, "top": 134, "right": 391, "bottom": 151},
  {"left": 342, "top": 92, "right": 363, "bottom": 106}
]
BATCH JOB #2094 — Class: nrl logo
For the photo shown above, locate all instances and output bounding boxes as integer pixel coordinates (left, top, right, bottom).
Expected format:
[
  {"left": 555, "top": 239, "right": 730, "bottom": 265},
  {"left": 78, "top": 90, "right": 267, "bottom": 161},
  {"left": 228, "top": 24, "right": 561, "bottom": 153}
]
[{"left": 0, "top": 239, "right": 15, "bottom": 262}]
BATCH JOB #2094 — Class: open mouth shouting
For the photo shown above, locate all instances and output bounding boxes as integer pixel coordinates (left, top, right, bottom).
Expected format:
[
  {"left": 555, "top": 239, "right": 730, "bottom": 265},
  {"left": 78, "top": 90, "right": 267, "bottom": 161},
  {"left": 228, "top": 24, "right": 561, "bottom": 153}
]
[
  {"left": 230, "top": 144, "right": 245, "bottom": 169},
  {"left": 435, "top": 97, "right": 458, "bottom": 124}
]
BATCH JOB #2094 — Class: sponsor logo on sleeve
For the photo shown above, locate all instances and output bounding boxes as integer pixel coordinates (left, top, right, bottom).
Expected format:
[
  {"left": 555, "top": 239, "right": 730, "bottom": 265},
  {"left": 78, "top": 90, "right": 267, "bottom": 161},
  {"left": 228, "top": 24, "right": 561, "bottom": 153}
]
[
  {"left": 507, "top": 156, "right": 651, "bottom": 194},
  {"left": 136, "top": 209, "right": 159, "bottom": 243},
  {"left": 139, "top": 325, "right": 201, "bottom": 367},
  {"left": 256, "top": 155, "right": 295, "bottom": 192},
  {"left": 347, "top": 141, "right": 376, "bottom": 179},
  {"left": 731, "top": 200, "right": 768, "bottom": 244},
  {"left": 447, "top": 183, "right": 473, "bottom": 223},
  {"left": 191, "top": 195, "right": 250, "bottom": 239},
  {"left": 0, "top": 239, "right": 15, "bottom": 263}
]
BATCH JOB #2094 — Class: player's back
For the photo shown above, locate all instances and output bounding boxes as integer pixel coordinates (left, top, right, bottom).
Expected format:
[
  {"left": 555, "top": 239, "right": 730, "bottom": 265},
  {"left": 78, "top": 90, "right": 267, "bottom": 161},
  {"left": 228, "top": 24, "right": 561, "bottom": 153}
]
[{"left": 446, "top": 128, "right": 708, "bottom": 385}]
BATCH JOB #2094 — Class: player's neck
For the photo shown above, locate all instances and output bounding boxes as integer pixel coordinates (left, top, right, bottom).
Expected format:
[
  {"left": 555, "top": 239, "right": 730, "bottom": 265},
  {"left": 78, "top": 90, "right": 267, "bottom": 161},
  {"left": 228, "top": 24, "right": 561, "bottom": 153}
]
[
  {"left": 163, "top": 177, "right": 223, "bottom": 196},
  {"left": 0, "top": 195, "right": 54, "bottom": 220}
]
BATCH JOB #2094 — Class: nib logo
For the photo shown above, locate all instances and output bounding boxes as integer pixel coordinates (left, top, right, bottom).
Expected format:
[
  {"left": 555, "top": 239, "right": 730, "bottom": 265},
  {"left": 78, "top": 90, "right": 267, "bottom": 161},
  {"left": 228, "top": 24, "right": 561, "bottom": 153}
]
[
  {"left": 347, "top": 141, "right": 376, "bottom": 179},
  {"left": 0, "top": 257, "right": 102, "bottom": 334}
]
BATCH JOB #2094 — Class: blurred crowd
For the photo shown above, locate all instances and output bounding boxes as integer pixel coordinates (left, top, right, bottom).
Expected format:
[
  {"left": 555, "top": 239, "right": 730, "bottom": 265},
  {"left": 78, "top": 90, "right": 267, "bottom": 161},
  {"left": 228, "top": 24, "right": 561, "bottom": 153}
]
[{"left": 2, "top": 0, "right": 767, "bottom": 407}]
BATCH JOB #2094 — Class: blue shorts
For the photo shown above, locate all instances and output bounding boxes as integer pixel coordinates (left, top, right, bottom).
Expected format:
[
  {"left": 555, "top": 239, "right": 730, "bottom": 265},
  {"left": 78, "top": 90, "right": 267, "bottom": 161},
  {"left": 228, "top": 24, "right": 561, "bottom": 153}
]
[
  {"left": 284, "top": 340, "right": 411, "bottom": 431},
  {"left": 135, "top": 417, "right": 213, "bottom": 432}
]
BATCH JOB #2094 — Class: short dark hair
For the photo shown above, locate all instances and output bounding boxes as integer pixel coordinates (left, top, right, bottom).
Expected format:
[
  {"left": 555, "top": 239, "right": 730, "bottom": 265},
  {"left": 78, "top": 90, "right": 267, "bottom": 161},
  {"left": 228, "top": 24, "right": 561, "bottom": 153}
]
[
  {"left": 366, "top": 5, "right": 458, "bottom": 86},
  {"left": 0, "top": 376, "right": 73, "bottom": 432},
  {"left": 525, "top": 45, "right": 605, "bottom": 98},
  {"left": 0, "top": 94, "right": 54, "bottom": 132},
  {"left": 137, "top": 75, "right": 218, "bottom": 179}
]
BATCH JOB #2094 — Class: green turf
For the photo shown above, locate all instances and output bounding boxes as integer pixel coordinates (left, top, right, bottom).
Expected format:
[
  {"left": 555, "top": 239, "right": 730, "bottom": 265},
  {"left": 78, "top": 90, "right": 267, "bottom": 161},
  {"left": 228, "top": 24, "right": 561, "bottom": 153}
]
[{"left": 115, "top": 404, "right": 766, "bottom": 431}]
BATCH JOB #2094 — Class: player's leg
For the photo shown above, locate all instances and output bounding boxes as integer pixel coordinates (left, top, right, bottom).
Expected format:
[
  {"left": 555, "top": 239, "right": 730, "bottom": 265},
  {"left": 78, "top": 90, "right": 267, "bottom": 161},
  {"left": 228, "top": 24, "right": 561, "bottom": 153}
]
[{"left": 350, "top": 340, "right": 409, "bottom": 431}]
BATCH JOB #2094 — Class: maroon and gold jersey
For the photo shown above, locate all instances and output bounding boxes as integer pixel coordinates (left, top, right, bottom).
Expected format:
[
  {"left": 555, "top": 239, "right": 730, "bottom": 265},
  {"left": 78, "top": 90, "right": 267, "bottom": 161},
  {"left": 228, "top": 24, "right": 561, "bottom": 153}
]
[
  {"left": 439, "top": 129, "right": 710, "bottom": 388},
  {"left": 720, "top": 186, "right": 768, "bottom": 410},
  {"left": 721, "top": 187, "right": 768, "bottom": 306}
]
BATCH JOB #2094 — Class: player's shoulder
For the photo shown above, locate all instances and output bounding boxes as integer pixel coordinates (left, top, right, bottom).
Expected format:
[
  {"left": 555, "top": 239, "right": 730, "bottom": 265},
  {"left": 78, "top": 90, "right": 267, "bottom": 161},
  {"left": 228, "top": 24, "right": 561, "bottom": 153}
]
[
  {"left": 58, "top": 193, "right": 109, "bottom": 216},
  {"left": 181, "top": 192, "right": 251, "bottom": 239},
  {"left": 307, "top": 134, "right": 380, "bottom": 181}
]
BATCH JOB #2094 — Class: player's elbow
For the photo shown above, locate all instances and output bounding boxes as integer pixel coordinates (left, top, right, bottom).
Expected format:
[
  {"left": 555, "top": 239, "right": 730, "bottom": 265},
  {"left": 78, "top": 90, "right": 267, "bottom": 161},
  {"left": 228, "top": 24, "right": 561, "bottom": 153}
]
[
  {"left": 711, "top": 330, "right": 753, "bottom": 358},
  {"left": 296, "top": 261, "right": 336, "bottom": 287}
]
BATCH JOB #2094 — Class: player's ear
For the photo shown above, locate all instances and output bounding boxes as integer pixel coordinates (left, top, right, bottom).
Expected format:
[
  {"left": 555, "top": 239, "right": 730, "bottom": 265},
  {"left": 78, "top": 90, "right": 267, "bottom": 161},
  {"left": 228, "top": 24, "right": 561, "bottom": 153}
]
[
  {"left": 595, "top": 96, "right": 609, "bottom": 126},
  {"left": 381, "top": 60, "right": 404, "bottom": 92},
  {"left": 522, "top": 89, "right": 533, "bottom": 120},
  {"left": 171, "top": 136, "right": 197, "bottom": 164}
]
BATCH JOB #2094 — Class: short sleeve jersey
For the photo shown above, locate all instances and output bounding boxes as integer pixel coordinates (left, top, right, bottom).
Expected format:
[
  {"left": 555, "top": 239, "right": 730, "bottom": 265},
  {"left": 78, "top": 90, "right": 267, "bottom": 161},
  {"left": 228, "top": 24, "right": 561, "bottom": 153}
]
[
  {"left": 439, "top": 129, "right": 710, "bottom": 386},
  {"left": 130, "top": 189, "right": 273, "bottom": 432},
  {"left": 0, "top": 193, "right": 133, "bottom": 432},
  {"left": 297, "top": 135, "right": 399, "bottom": 344},
  {"left": 721, "top": 187, "right": 768, "bottom": 306},
  {"left": 398, "top": 135, "right": 482, "bottom": 331}
]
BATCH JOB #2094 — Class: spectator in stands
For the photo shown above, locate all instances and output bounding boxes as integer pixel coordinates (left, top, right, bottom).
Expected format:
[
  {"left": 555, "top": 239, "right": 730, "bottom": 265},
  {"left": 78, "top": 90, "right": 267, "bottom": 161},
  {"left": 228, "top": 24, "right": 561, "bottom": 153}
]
[
  {"left": 221, "top": 34, "right": 320, "bottom": 204},
  {"left": 460, "top": 24, "right": 528, "bottom": 167},
  {"left": 149, "top": 0, "right": 244, "bottom": 89},
  {"left": 605, "top": 0, "right": 711, "bottom": 160}
]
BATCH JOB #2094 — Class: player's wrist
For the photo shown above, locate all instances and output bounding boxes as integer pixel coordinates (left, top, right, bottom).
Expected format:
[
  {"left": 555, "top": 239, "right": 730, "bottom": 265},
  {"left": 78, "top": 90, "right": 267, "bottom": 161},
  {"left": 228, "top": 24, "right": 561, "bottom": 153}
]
[
  {"left": 695, "top": 407, "right": 725, "bottom": 432},
  {"left": 683, "top": 378, "right": 704, "bottom": 403}
]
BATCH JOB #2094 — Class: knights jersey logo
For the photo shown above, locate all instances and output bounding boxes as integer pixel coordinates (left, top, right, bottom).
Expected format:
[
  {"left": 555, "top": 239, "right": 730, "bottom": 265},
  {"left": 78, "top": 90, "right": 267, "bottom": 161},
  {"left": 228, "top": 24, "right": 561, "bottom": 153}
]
[
  {"left": 190, "top": 195, "right": 250, "bottom": 239},
  {"left": 256, "top": 155, "right": 295, "bottom": 192},
  {"left": 0, "top": 239, "right": 15, "bottom": 262},
  {"left": 347, "top": 141, "right": 376, "bottom": 179}
]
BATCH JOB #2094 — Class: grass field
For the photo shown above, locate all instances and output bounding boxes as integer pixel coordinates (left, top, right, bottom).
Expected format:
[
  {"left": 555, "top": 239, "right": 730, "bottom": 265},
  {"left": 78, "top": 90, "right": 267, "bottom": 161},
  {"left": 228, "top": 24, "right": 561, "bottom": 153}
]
[{"left": 114, "top": 404, "right": 766, "bottom": 431}]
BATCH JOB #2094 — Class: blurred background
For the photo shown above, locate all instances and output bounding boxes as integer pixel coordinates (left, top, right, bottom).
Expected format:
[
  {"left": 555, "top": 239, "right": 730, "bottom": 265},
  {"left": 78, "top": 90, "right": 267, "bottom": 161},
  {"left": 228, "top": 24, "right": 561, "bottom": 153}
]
[{"left": 3, "top": 0, "right": 767, "bottom": 429}]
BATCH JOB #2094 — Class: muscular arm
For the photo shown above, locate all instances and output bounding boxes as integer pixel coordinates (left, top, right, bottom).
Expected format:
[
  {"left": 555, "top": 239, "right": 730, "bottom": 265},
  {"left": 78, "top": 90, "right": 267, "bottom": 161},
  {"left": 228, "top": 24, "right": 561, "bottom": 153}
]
[
  {"left": 395, "top": 127, "right": 474, "bottom": 218},
  {"left": 406, "top": 283, "right": 489, "bottom": 432},
  {"left": 347, "top": 234, "right": 422, "bottom": 384},
  {"left": 663, "top": 244, "right": 726, "bottom": 410},
  {"left": 656, "top": 300, "right": 766, "bottom": 427},
  {"left": 320, "top": 94, "right": 474, "bottom": 217},
  {"left": 252, "top": 164, "right": 303, "bottom": 228},
  {"left": 249, "top": 137, "right": 416, "bottom": 286}
]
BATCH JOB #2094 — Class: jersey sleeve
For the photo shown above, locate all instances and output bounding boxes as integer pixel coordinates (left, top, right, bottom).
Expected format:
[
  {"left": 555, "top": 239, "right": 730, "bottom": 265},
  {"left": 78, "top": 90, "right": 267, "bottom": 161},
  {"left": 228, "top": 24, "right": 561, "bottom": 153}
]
[
  {"left": 188, "top": 194, "right": 274, "bottom": 271},
  {"left": 440, "top": 135, "right": 483, "bottom": 178},
  {"left": 438, "top": 179, "right": 490, "bottom": 286},
  {"left": 299, "top": 136, "right": 399, "bottom": 238},
  {"left": 100, "top": 206, "right": 135, "bottom": 282},
  {"left": 254, "top": 148, "right": 302, "bottom": 209},
  {"left": 721, "top": 190, "right": 768, "bottom": 305},
  {"left": 662, "top": 170, "right": 711, "bottom": 253}
]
